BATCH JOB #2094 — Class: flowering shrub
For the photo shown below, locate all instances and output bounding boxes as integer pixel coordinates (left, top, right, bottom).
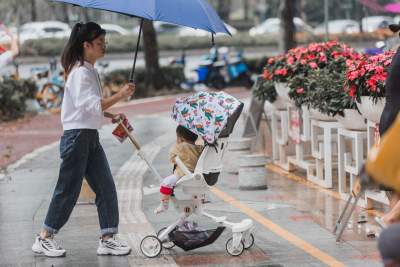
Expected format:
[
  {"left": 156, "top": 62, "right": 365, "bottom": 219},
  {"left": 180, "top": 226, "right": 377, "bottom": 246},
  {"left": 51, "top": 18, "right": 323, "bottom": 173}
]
[
  {"left": 307, "top": 69, "right": 357, "bottom": 117},
  {"left": 344, "top": 50, "right": 394, "bottom": 103},
  {"left": 288, "top": 41, "right": 361, "bottom": 108}
]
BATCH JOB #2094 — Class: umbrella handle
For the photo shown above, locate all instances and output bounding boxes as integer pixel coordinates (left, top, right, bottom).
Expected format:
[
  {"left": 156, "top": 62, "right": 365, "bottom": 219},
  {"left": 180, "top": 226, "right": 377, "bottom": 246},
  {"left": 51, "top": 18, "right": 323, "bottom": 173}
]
[
  {"left": 129, "top": 18, "right": 144, "bottom": 83},
  {"left": 118, "top": 119, "right": 141, "bottom": 150}
]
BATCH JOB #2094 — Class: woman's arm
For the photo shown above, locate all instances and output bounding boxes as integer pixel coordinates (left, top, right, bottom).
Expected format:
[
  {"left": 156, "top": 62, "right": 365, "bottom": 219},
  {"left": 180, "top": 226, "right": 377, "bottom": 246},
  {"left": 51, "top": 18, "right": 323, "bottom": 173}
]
[{"left": 101, "top": 83, "right": 135, "bottom": 111}]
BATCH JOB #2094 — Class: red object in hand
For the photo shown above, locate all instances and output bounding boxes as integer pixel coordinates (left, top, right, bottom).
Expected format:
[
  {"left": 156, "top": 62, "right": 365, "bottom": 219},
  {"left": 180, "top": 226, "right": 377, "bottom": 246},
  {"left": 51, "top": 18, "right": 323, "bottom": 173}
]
[{"left": 112, "top": 118, "right": 133, "bottom": 143}]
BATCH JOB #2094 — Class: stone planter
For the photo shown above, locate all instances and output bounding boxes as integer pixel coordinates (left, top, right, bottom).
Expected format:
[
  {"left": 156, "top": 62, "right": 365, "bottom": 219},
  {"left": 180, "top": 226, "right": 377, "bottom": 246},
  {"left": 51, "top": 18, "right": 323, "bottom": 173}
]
[
  {"left": 264, "top": 96, "right": 287, "bottom": 111},
  {"left": 337, "top": 109, "right": 366, "bottom": 130},
  {"left": 238, "top": 154, "right": 268, "bottom": 190},
  {"left": 226, "top": 138, "right": 252, "bottom": 174},
  {"left": 275, "top": 82, "right": 293, "bottom": 104},
  {"left": 309, "top": 108, "right": 337, "bottom": 122},
  {"left": 356, "top": 96, "right": 386, "bottom": 123}
]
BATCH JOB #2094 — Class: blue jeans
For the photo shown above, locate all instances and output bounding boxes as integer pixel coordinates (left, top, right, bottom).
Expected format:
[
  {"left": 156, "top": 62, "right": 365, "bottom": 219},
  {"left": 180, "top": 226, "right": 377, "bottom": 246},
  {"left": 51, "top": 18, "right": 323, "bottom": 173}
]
[{"left": 43, "top": 129, "right": 119, "bottom": 236}]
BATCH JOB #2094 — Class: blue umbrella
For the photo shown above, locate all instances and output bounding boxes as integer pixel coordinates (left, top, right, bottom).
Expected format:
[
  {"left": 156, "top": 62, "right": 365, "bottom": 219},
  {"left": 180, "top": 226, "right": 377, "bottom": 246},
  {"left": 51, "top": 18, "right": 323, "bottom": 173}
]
[{"left": 53, "top": 0, "right": 230, "bottom": 81}]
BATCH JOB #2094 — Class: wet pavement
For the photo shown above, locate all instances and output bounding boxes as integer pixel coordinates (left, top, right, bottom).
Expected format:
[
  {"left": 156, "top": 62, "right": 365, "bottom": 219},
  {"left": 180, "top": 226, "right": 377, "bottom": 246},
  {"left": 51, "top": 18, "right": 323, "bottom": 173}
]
[{"left": 0, "top": 88, "right": 385, "bottom": 266}]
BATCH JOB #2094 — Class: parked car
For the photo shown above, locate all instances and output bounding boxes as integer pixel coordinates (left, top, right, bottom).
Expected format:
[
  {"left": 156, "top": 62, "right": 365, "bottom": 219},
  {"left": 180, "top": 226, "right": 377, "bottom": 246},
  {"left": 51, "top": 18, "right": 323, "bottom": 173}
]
[
  {"left": 101, "top": 24, "right": 130, "bottom": 35},
  {"left": 314, "top": 19, "right": 360, "bottom": 35},
  {"left": 19, "top": 21, "right": 71, "bottom": 43},
  {"left": 361, "top": 16, "right": 394, "bottom": 32},
  {"left": 176, "top": 23, "right": 237, "bottom": 37},
  {"left": 248, "top": 17, "right": 313, "bottom": 36}
]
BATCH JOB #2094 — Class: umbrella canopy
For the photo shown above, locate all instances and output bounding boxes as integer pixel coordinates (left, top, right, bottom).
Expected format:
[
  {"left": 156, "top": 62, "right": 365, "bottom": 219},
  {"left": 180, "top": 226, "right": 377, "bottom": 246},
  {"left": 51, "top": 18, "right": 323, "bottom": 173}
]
[
  {"left": 54, "top": 0, "right": 230, "bottom": 35},
  {"left": 53, "top": 0, "right": 230, "bottom": 81},
  {"left": 172, "top": 91, "right": 242, "bottom": 144}
]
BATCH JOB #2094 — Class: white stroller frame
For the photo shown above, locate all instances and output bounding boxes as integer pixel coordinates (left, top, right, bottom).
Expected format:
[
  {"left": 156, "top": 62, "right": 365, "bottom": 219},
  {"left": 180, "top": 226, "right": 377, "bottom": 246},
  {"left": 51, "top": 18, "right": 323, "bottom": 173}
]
[{"left": 138, "top": 103, "right": 255, "bottom": 258}]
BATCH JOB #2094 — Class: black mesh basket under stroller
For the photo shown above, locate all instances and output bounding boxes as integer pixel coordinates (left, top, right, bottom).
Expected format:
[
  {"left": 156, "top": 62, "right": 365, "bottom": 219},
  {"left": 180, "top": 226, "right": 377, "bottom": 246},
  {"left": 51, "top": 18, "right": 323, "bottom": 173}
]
[{"left": 169, "top": 226, "right": 226, "bottom": 251}]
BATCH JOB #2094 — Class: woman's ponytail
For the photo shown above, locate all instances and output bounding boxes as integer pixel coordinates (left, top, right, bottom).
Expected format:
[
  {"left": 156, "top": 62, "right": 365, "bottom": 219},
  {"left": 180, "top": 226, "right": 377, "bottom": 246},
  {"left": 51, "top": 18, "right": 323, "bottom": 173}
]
[{"left": 61, "top": 22, "right": 106, "bottom": 79}]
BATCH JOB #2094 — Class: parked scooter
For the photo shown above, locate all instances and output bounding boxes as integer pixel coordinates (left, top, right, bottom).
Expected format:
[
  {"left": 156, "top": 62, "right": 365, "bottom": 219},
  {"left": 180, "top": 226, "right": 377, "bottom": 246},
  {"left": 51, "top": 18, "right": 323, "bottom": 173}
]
[
  {"left": 219, "top": 46, "right": 253, "bottom": 88},
  {"left": 176, "top": 46, "right": 252, "bottom": 90}
]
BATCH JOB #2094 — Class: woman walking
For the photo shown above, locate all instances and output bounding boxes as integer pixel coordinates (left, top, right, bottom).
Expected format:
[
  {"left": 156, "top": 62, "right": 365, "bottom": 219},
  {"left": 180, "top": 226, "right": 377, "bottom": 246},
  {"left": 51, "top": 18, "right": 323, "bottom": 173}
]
[{"left": 32, "top": 22, "right": 134, "bottom": 257}]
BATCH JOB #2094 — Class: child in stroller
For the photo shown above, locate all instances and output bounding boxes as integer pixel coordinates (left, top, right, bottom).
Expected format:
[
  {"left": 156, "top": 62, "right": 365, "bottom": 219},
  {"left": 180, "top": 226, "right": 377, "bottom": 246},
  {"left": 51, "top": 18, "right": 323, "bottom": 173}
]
[{"left": 154, "top": 125, "right": 203, "bottom": 214}]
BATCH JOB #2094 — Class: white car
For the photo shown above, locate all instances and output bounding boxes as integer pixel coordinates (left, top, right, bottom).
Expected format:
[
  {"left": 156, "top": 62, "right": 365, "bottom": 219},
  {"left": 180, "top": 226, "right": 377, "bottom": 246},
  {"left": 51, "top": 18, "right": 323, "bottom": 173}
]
[
  {"left": 19, "top": 21, "right": 71, "bottom": 43},
  {"left": 101, "top": 24, "right": 130, "bottom": 35},
  {"left": 314, "top": 19, "right": 360, "bottom": 35},
  {"left": 361, "top": 16, "right": 394, "bottom": 32},
  {"left": 176, "top": 23, "right": 237, "bottom": 37},
  {"left": 249, "top": 17, "right": 313, "bottom": 36}
]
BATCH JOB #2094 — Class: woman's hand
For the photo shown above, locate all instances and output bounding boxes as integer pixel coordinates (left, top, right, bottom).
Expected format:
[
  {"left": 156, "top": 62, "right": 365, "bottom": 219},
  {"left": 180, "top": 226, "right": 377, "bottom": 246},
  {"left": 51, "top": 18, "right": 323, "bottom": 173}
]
[
  {"left": 111, "top": 113, "right": 126, "bottom": 124},
  {"left": 119, "top": 83, "right": 135, "bottom": 99}
]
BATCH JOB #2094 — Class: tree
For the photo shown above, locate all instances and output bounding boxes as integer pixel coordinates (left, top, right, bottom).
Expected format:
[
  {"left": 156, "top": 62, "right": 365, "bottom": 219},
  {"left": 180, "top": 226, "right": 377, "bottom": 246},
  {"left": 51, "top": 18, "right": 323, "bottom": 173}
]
[
  {"left": 142, "top": 20, "right": 164, "bottom": 90},
  {"left": 217, "top": 0, "right": 231, "bottom": 22},
  {"left": 279, "top": 0, "right": 296, "bottom": 52},
  {"left": 30, "top": 0, "right": 37, "bottom": 21}
]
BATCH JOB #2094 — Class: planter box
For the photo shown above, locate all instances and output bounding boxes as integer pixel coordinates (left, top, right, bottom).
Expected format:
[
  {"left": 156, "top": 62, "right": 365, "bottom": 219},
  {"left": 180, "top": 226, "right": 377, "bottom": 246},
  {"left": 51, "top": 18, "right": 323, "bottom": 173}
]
[
  {"left": 337, "top": 109, "right": 367, "bottom": 131},
  {"left": 356, "top": 96, "right": 386, "bottom": 123},
  {"left": 309, "top": 108, "right": 337, "bottom": 122},
  {"left": 264, "top": 96, "right": 287, "bottom": 111},
  {"left": 275, "top": 82, "right": 293, "bottom": 104}
]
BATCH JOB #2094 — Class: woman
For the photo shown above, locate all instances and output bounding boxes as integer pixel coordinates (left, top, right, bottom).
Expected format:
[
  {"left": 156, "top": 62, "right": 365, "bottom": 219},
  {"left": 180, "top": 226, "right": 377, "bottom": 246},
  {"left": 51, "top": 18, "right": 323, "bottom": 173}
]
[
  {"left": 0, "top": 24, "right": 19, "bottom": 69},
  {"left": 31, "top": 22, "right": 134, "bottom": 257},
  {"left": 375, "top": 23, "right": 400, "bottom": 228}
]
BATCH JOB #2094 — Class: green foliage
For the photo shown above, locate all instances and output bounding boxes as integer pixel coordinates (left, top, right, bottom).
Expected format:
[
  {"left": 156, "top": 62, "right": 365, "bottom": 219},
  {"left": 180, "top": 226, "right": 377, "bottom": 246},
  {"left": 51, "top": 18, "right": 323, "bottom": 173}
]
[
  {"left": 252, "top": 77, "right": 277, "bottom": 103},
  {"left": 306, "top": 68, "right": 356, "bottom": 117},
  {"left": 0, "top": 78, "right": 37, "bottom": 121},
  {"left": 102, "top": 66, "right": 185, "bottom": 98}
]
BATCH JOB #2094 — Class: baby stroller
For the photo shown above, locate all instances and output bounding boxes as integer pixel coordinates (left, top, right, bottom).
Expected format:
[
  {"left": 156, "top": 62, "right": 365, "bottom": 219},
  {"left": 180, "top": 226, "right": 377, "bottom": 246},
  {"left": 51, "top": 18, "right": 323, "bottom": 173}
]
[{"left": 118, "top": 92, "right": 254, "bottom": 257}]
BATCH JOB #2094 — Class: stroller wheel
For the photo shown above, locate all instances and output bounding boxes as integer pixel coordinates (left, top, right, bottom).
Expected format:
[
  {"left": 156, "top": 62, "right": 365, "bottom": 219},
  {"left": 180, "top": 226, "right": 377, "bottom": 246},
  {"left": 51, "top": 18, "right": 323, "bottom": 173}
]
[
  {"left": 242, "top": 233, "right": 254, "bottom": 249},
  {"left": 140, "top": 235, "right": 162, "bottom": 258},
  {"left": 226, "top": 237, "right": 244, "bottom": 256},
  {"left": 157, "top": 227, "right": 175, "bottom": 249}
]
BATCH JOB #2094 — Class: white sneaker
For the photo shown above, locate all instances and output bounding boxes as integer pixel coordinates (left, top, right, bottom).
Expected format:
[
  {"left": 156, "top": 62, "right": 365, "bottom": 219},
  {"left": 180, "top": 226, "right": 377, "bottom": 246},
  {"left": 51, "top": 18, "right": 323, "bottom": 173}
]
[
  {"left": 97, "top": 236, "right": 131, "bottom": 256},
  {"left": 154, "top": 201, "right": 169, "bottom": 214},
  {"left": 32, "top": 235, "right": 66, "bottom": 257}
]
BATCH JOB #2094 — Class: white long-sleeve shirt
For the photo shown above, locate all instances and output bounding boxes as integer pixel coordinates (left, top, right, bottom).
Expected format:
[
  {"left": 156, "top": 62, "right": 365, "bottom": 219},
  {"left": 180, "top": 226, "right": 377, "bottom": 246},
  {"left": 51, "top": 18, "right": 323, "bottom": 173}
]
[
  {"left": 0, "top": 51, "right": 13, "bottom": 69},
  {"left": 61, "top": 61, "right": 103, "bottom": 130}
]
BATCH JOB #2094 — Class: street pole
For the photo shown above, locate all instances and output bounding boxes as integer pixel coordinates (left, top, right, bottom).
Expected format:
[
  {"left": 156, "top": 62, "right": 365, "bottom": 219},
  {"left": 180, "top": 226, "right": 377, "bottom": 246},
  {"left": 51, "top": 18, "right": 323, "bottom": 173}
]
[{"left": 324, "top": 0, "right": 329, "bottom": 41}]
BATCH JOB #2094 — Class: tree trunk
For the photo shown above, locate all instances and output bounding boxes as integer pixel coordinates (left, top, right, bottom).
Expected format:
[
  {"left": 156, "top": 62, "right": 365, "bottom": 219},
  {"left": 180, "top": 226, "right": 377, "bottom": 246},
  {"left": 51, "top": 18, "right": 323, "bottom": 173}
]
[
  {"left": 279, "top": 0, "right": 296, "bottom": 52},
  {"left": 81, "top": 8, "right": 90, "bottom": 22},
  {"left": 243, "top": 0, "right": 248, "bottom": 21},
  {"left": 217, "top": 0, "right": 231, "bottom": 22},
  {"left": 30, "top": 0, "right": 37, "bottom": 21},
  {"left": 142, "top": 20, "right": 164, "bottom": 90},
  {"left": 299, "top": 0, "right": 307, "bottom": 24},
  {"left": 61, "top": 4, "right": 70, "bottom": 24}
]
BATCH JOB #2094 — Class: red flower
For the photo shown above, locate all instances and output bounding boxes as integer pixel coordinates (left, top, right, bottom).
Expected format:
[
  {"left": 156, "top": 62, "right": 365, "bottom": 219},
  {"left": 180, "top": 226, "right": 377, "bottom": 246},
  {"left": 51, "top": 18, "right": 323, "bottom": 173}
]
[
  {"left": 268, "top": 58, "right": 275, "bottom": 65},
  {"left": 296, "top": 87, "right": 305, "bottom": 94},
  {"left": 301, "top": 59, "right": 307, "bottom": 65},
  {"left": 367, "top": 78, "right": 377, "bottom": 92},
  {"left": 274, "top": 68, "right": 288, "bottom": 76},
  {"left": 263, "top": 69, "right": 273, "bottom": 80},
  {"left": 349, "top": 85, "right": 357, "bottom": 98},
  {"left": 287, "top": 56, "right": 295, "bottom": 65},
  {"left": 309, "top": 62, "right": 318, "bottom": 69}
]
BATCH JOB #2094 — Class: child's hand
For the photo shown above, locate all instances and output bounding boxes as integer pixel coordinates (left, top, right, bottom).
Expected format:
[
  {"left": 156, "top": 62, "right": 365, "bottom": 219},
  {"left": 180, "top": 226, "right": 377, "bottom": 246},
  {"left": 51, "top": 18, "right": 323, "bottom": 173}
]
[
  {"left": 111, "top": 113, "right": 126, "bottom": 124},
  {"left": 119, "top": 83, "right": 135, "bottom": 98}
]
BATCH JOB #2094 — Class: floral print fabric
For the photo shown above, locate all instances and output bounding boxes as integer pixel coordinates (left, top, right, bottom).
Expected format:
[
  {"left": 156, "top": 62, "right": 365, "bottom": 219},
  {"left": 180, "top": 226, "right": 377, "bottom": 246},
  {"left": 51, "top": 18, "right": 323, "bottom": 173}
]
[{"left": 172, "top": 91, "right": 242, "bottom": 144}]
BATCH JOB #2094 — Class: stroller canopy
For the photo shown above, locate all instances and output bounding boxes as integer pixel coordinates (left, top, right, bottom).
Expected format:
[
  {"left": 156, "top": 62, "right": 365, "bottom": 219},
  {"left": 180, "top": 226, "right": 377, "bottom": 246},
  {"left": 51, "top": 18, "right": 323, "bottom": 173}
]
[{"left": 172, "top": 91, "right": 242, "bottom": 144}]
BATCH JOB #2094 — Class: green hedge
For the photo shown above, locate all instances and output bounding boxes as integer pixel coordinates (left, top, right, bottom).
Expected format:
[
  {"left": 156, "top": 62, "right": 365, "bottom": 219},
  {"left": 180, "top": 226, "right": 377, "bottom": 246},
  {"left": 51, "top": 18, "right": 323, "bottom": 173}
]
[
  {"left": 0, "top": 78, "right": 37, "bottom": 122},
  {"left": 102, "top": 66, "right": 185, "bottom": 98}
]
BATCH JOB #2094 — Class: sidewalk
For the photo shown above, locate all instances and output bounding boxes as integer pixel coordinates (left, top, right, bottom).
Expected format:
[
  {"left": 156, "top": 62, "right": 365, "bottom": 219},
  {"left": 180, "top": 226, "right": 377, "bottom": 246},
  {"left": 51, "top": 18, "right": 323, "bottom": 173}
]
[{"left": 0, "top": 88, "right": 383, "bottom": 266}]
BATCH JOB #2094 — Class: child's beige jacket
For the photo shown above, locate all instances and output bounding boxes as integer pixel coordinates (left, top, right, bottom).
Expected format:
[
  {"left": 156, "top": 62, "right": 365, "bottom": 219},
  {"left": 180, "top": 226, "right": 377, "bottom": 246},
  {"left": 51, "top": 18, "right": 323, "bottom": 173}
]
[{"left": 169, "top": 142, "right": 203, "bottom": 178}]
